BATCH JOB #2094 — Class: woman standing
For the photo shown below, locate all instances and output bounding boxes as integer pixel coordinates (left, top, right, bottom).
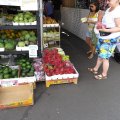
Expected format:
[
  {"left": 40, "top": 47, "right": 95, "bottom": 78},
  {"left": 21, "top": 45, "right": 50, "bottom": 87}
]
[
  {"left": 84, "top": 1, "right": 102, "bottom": 59},
  {"left": 88, "top": 0, "right": 120, "bottom": 80}
]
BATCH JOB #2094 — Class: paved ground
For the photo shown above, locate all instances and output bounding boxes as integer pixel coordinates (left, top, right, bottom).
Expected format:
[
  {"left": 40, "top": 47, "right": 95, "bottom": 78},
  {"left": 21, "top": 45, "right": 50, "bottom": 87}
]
[{"left": 0, "top": 30, "right": 120, "bottom": 120}]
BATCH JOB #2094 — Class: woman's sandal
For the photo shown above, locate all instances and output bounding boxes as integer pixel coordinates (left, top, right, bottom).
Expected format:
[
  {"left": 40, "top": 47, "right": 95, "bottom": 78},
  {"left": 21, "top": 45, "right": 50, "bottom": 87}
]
[
  {"left": 86, "top": 50, "right": 92, "bottom": 54},
  {"left": 94, "top": 74, "right": 107, "bottom": 80},
  {"left": 88, "top": 53, "right": 94, "bottom": 59},
  {"left": 88, "top": 68, "right": 98, "bottom": 74}
]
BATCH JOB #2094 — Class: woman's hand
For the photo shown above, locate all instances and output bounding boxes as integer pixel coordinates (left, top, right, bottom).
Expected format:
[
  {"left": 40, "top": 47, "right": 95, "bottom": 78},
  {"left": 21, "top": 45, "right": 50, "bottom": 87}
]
[{"left": 99, "top": 26, "right": 110, "bottom": 32}]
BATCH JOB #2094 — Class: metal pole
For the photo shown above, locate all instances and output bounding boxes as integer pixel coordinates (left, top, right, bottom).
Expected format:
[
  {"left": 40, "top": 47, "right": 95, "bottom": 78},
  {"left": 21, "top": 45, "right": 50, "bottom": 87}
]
[{"left": 37, "top": 0, "right": 43, "bottom": 57}]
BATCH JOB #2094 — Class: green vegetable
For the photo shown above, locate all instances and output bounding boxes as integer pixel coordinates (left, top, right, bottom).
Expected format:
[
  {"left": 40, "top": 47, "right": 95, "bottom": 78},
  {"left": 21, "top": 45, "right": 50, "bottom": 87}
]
[
  {"left": 18, "top": 41, "right": 25, "bottom": 47},
  {"left": 0, "top": 42, "right": 4, "bottom": 48}
]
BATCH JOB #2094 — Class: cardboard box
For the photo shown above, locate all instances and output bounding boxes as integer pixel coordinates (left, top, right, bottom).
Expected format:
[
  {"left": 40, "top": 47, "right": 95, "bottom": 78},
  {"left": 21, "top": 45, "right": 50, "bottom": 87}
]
[{"left": 0, "top": 83, "right": 34, "bottom": 109}]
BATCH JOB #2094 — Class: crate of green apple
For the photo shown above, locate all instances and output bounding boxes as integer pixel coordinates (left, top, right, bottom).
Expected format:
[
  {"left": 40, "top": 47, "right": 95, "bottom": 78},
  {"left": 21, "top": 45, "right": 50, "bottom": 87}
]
[
  {"left": 43, "top": 48, "right": 79, "bottom": 80},
  {"left": 13, "top": 12, "right": 36, "bottom": 25}
]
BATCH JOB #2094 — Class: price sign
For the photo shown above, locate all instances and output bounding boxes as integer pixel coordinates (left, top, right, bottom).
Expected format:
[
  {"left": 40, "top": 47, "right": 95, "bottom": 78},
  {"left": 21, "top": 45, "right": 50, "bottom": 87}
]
[
  {"left": 0, "top": 0, "right": 21, "bottom": 6},
  {"left": 21, "top": 0, "right": 38, "bottom": 10},
  {"left": 49, "top": 41, "right": 55, "bottom": 45},
  {"left": 29, "top": 45, "right": 38, "bottom": 58},
  {"left": 1, "top": 80, "right": 18, "bottom": 87}
]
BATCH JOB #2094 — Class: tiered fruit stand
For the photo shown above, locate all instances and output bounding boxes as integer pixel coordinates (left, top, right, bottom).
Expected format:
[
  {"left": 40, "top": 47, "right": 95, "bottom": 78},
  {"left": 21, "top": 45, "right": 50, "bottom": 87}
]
[
  {"left": 0, "top": 0, "right": 79, "bottom": 109},
  {"left": 0, "top": 0, "right": 42, "bottom": 109},
  {"left": 43, "top": 17, "right": 60, "bottom": 48}
]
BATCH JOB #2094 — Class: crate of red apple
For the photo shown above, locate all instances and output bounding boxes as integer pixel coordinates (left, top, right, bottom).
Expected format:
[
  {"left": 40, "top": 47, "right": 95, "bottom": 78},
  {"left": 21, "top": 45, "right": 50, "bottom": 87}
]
[{"left": 43, "top": 48, "right": 79, "bottom": 87}]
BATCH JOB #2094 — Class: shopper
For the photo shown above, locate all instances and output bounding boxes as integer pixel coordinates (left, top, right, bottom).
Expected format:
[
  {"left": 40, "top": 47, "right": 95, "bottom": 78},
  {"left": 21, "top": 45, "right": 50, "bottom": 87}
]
[
  {"left": 44, "top": 0, "right": 54, "bottom": 18},
  {"left": 53, "top": 0, "right": 62, "bottom": 23},
  {"left": 88, "top": 0, "right": 120, "bottom": 80},
  {"left": 83, "top": 1, "right": 103, "bottom": 59}
]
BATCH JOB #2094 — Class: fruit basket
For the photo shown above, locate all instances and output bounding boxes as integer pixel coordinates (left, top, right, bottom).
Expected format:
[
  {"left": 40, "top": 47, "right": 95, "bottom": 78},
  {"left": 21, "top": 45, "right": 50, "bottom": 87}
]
[
  {"left": 45, "top": 66, "right": 79, "bottom": 87},
  {"left": 43, "top": 48, "right": 79, "bottom": 87}
]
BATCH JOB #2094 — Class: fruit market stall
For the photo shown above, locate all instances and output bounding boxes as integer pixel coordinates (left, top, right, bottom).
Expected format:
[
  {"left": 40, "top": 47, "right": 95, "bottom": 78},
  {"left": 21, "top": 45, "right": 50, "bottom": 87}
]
[
  {"left": 0, "top": 0, "right": 42, "bottom": 109},
  {"left": 0, "top": 0, "right": 79, "bottom": 109}
]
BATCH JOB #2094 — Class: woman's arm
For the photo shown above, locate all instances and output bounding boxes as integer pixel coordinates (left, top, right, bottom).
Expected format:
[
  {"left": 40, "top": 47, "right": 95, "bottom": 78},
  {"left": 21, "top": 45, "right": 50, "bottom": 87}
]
[
  {"left": 99, "top": 18, "right": 120, "bottom": 33},
  {"left": 98, "top": 10, "right": 104, "bottom": 22}
]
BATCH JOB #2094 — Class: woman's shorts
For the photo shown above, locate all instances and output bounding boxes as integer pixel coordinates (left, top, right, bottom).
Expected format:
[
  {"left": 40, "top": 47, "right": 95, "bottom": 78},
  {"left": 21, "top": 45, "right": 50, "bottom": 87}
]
[
  {"left": 96, "top": 37, "right": 118, "bottom": 59},
  {"left": 86, "top": 31, "right": 98, "bottom": 46},
  {"left": 86, "top": 31, "right": 92, "bottom": 38}
]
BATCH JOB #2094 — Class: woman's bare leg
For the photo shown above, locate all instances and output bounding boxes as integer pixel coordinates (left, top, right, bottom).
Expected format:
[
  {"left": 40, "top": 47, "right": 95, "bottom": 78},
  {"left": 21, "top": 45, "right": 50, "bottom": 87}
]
[
  {"left": 102, "top": 59, "right": 109, "bottom": 76},
  {"left": 94, "top": 57, "right": 103, "bottom": 71}
]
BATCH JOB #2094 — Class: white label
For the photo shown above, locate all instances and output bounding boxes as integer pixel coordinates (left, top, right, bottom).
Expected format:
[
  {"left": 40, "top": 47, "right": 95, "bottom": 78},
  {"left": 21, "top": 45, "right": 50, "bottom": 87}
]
[
  {"left": 29, "top": 45, "right": 38, "bottom": 58},
  {"left": 49, "top": 41, "right": 55, "bottom": 45},
  {"left": 1, "top": 80, "right": 18, "bottom": 87},
  {"left": 0, "top": 0, "right": 21, "bottom": 6},
  {"left": 44, "top": 43, "right": 48, "bottom": 48},
  {"left": 21, "top": 0, "right": 38, "bottom": 10}
]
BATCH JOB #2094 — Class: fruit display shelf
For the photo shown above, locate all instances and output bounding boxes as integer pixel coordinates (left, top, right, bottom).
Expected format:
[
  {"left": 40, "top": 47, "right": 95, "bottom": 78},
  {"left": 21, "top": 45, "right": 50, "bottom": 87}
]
[
  {"left": 45, "top": 67, "right": 79, "bottom": 87},
  {"left": 43, "top": 24, "right": 60, "bottom": 48},
  {"left": 0, "top": 25, "right": 37, "bottom": 30},
  {"left": 0, "top": 51, "right": 28, "bottom": 55}
]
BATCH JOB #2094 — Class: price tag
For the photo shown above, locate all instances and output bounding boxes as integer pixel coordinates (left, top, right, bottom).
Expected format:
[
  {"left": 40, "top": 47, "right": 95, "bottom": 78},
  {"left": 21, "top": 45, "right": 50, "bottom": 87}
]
[
  {"left": 21, "top": 0, "right": 38, "bottom": 10},
  {"left": 29, "top": 45, "right": 38, "bottom": 58},
  {"left": 44, "top": 43, "right": 48, "bottom": 48},
  {"left": 1, "top": 80, "right": 18, "bottom": 87},
  {"left": 49, "top": 41, "right": 55, "bottom": 45}
]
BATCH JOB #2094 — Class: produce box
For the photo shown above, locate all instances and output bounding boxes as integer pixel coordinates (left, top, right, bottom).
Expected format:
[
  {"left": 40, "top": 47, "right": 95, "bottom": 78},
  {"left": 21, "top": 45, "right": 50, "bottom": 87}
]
[
  {"left": 0, "top": 83, "right": 34, "bottom": 109},
  {"left": 0, "top": 65, "right": 36, "bottom": 87},
  {"left": 45, "top": 67, "right": 79, "bottom": 87}
]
